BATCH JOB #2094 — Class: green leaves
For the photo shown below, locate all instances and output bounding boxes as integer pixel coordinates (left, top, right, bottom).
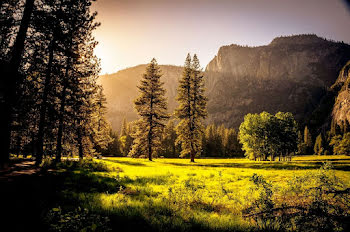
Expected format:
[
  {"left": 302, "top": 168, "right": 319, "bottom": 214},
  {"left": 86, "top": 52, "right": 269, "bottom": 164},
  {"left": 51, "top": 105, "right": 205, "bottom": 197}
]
[{"left": 238, "top": 112, "right": 298, "bottom": 161}]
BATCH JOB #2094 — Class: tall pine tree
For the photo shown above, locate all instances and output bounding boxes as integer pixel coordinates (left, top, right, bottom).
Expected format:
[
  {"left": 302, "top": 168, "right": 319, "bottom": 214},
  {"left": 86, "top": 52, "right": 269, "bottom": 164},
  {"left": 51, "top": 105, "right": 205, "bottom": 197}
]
[
  {"left": 176, "top": 54, "right": 207, "bottom": 162},
  {"left": 129, "top": 59, "right": 169, "bottom": 161}
]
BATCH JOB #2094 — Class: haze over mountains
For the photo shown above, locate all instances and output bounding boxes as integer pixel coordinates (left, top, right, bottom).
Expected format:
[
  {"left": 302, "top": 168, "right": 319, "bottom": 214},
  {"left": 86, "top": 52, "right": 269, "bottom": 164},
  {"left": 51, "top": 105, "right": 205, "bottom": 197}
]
[{"left": 100, "top": 35, "right": 350, "bottom": 131}]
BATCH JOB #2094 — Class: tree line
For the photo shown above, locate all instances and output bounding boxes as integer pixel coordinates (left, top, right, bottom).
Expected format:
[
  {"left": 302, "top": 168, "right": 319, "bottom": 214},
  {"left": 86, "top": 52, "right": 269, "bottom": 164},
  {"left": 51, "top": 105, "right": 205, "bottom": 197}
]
[
  {"left": 0, "top": 0, "right": 111, "bottom": 167},
  {"left": 101, "top": 118, "right": 243, "bottom": 159}
]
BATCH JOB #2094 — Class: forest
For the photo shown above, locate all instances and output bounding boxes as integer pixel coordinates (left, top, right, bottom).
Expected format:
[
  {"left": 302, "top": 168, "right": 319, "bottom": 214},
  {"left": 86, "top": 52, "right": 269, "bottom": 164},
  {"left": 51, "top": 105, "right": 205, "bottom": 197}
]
[{"left": 1, "top": 0, "right": 350, "bottom": 232}]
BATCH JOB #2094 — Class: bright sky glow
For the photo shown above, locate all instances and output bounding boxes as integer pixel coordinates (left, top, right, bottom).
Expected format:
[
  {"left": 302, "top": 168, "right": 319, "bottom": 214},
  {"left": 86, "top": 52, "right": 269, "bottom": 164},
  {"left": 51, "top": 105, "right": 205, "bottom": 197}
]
[{"left": 92, "top": 0, "right": 350, "bottom": 74}]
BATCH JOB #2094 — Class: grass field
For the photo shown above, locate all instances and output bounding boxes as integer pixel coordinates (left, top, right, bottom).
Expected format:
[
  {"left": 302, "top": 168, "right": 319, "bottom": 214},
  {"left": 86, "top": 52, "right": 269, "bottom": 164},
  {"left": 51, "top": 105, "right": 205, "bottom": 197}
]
[
  {"left": 37, "top": 155, "right": 350, "bottom": 231},
  {"left": 5, "top": 156, "right": 350, "bottom": 231}
]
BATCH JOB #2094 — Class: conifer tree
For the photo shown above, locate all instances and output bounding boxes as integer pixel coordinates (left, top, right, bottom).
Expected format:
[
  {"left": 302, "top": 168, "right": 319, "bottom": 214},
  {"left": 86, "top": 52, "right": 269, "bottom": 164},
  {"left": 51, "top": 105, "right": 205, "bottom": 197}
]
[
  {"left": 0, "top": 0, "right": 106, "bottom": 165},
  {"left": 0, "top": 0, "right": 35, "bottom": 168},
  {"left": 314, "top": 133, "right": 324, "bottom": 155},
  {"left": 119, "top": 118, "right": 133, "bottom": 156},
  {"left": 120, "top": 118, "right": 128, "bottom": 137},
  {"left": 103, "top": 130, "right": 121, "bottom": 157},
  {"left": 129, "top": 59, "right": 169, "bottom": 161},
  {"left": 297, "top": 130, "right": 306, "bottom": 154},
  {"left": 175, "top": 54, "right": 207, "bottom": 162},
  {"left": 304, "top": 126, "right": 313, "bottom": 154},
  {"left": 91, "top": 86, "right": 112, "bottom": 154},
  {"left": 159, "top": 120, "right": 179, "bottom": 157},
  {"left": 223, "top": 128, "right": 243, "bottom": 157}
]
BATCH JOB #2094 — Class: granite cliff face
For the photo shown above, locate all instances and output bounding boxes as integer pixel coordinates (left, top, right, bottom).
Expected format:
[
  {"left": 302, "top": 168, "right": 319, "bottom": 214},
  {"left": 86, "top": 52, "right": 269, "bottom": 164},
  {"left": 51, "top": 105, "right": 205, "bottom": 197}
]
[
  {"left": 99, "top": 65, "right": 183, "bottom": 131},
  {"left": 100, "top": 35, "right": 350, "bottom": 131},
  {"left": 332, "top": 61, "right": 350, "bottom": 125},
  {"left": 205, "top": 35, "right": 350, "bottom": 128}
]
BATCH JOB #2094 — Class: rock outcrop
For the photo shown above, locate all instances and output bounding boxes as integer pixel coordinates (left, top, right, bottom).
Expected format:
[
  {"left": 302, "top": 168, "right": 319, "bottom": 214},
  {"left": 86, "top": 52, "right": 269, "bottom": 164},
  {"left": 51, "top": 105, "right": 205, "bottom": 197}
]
[
  {"left": 332, "top": 61, "right": 350, "bottom": 125},
  {"left": 205, "top": 34, "right": 350, "bottom": 128}
]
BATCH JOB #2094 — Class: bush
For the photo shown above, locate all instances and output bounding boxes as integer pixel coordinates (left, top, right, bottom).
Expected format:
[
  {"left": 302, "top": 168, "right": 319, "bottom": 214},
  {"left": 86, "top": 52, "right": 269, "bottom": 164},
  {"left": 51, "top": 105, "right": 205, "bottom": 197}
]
[
  {"left": 243, "top": 174, "right": 281, "bottom": 231},
  {"left": 244, "top": 163, "right": 350, "bottom": 231}
]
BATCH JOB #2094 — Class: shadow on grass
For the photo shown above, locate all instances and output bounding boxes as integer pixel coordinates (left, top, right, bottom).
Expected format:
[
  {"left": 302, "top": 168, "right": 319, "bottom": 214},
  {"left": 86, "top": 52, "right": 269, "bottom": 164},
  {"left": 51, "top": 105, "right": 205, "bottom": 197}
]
[
  {"left": 162, "top": 161, "right": 350, "bottom": 172},
  {"left": 56, "top": 171, "right": 122, "bottom": 194},
  {"left": 1, "top": 161, "right": 248, "bottom": 232},
  {"left": 105, "top": 159, "right": 147, "bottom": 166}
]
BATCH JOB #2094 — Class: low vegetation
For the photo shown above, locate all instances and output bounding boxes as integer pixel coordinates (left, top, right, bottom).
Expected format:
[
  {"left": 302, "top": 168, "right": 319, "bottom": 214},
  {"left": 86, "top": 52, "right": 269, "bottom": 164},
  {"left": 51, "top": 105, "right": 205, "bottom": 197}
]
[{"left": 21, "top": 156, "right": 348, "bottom": 231}]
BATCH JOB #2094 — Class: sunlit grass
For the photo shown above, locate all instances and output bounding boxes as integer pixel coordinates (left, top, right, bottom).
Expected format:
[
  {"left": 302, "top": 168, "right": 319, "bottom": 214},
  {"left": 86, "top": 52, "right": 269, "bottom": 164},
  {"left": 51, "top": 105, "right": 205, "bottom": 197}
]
[{"left": 47, "top": 156, "right": 350, "bottom": 231}]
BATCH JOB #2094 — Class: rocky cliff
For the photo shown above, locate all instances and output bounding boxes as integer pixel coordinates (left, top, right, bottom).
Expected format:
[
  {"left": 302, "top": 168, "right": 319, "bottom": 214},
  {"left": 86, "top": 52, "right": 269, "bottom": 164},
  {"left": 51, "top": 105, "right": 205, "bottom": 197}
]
[
  {"left": 205, "top": 34, "right": 350, "bottom": 128},
  {"left": 332, "top": 61, "right": 350, "bottom": 125}
]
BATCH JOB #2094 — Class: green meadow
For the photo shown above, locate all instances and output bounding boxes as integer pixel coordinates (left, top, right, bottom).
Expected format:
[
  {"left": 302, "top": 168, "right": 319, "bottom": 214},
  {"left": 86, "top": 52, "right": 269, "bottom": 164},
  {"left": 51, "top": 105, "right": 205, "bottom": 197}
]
[{"left": 31, "top": 156, "right": 350, "bottom": 231}]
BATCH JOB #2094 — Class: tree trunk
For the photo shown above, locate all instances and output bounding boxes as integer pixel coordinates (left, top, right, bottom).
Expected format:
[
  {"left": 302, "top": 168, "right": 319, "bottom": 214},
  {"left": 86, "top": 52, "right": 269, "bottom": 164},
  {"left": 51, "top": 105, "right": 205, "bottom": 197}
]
[
  {"left": 190, "top": 141, "right": 195, "bottom": 162},
  {"left": 56, "top": 55, "right": 71, "bottom": 162},
  {"left": 0, "top": 100, "right": 11, "bottom": 169},
  {"left": 148, "top": 95, "right": 153, "bottom": 161},
  {"left": 9, "top": 0, "right": 35, "bottom": 72},
  {"left": 190, "top": 150, "right": 195, "bottom": 162},
  {"left": 77, "top": 124, "right": 83, "bottom": 160},
  {"left": 148, "top": 142, "right": 152, "bottom": 161},
  {"left": 0, "top": 0, "right": 35, "bottom": 169},
  {"left": 36, "top": 38, "right": 54, "bottom": 165},
  {"left": 56, "top": 85, "right": 67, "bottom": 162}
]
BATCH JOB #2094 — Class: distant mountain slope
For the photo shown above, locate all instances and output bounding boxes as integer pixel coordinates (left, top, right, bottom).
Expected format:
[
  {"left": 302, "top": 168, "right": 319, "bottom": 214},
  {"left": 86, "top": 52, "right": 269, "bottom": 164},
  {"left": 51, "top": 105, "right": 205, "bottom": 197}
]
[
  {"left": 205, "top": 34, "right": 350, "bottom": 128},
  {"left": 99, "top": 65, "right": 183, "bottom": 131},
  {"left": 100, "top": 35, "right": 350, "bottom": 131}
]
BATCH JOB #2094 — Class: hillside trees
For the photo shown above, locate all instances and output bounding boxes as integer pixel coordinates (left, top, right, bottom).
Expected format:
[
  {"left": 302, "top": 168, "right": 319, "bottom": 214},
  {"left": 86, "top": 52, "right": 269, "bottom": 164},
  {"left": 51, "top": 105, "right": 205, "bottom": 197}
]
[
  {"left": 129, "top": 59, "right": 169, "bottom": 161},
  {"left": 175, "top": 54, "right": 207, "bottom": 162},
  {"left": 238, "top": 112, "right": 298, "bottom": 161}
]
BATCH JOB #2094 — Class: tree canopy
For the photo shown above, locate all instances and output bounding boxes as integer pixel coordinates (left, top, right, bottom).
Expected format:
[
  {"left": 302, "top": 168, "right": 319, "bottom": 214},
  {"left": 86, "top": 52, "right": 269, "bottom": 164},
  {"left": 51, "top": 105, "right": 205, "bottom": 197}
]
[{"left": 238, "top": 112, "right": 298, "bottom": 161}]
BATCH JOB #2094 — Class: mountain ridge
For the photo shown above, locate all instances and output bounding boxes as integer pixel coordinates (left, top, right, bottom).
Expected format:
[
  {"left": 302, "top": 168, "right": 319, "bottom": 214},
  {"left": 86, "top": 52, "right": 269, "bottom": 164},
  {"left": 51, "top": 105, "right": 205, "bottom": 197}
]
[{"left": 100, "top": 34, "right": 350, "bottom": 131}]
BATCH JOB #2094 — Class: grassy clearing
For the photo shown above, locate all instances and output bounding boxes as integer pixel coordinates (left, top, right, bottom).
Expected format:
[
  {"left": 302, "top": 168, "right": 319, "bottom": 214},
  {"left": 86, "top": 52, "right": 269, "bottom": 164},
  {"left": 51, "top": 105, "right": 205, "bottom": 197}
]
[
  {"left": 37, "top": 155, "right": 350, "bottom": 231},
  {"left": 5, "top": 156, "right": 347, "bottom": 231}
]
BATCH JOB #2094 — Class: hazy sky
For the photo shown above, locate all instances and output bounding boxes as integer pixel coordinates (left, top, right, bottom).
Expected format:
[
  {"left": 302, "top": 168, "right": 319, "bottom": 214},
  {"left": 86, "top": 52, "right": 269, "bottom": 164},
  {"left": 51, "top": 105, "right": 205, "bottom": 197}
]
[{"left": 92, "top": 0, "right": 350, "bottom": 74}]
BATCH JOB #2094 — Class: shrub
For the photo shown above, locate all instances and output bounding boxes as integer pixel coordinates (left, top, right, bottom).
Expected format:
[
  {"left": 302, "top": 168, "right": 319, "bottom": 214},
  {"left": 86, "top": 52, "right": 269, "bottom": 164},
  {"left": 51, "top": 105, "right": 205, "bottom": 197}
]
[
  {"left": 243, "top": 174, "right": 281, "bottom": 231},
  {"left": 244, "top": 163, "right": 350, "bottom": 232}
]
